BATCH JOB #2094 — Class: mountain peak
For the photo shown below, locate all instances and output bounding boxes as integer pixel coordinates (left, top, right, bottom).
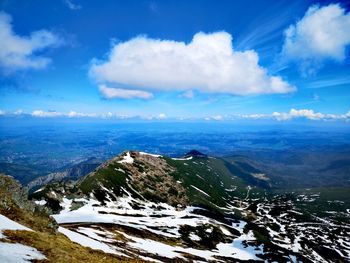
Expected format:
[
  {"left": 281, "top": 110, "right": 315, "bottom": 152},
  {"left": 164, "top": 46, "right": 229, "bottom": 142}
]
[{"left": 184, "top": 149, "right": 207, "bottom": 158}]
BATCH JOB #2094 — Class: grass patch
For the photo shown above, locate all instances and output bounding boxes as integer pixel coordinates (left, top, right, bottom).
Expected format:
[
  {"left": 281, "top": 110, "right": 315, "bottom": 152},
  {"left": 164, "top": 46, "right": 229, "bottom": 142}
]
[{"left": 4, "top": 230, "right": 146, "bottom": 263}]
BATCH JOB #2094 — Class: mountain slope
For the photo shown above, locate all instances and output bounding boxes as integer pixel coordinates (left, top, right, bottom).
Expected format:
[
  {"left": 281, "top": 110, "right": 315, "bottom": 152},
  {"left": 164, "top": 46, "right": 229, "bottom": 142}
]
[
  {"left": 37, "top": 150, "right": 267, "bottom": 211},
  {"left": 27, "top": 151, "right": 350, "bottom": 262},
  {"left": 0, "top": 174, "right": 146, "bottom": 263}
]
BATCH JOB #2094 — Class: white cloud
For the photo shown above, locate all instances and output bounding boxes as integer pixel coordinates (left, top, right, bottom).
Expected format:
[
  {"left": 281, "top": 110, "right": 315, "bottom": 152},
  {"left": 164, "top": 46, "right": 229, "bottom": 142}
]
[
  {"left": 67, "top": 111, "right": 97, "bottom": 118},
  {"left": 240, "top": 108, "right": 350, "bottom": 121},
  {"left": 31, "top": 110, "right": 100, "bottom": 118},
  {"left": 31, "top": 110, "right": 63, "bottom": 118},
  {"left": 282, "top": 4, "right": 350, "bottom": 74},
  {"left": 0, "top": 12, "right": 61, "bottom": 72},
  {"left": 240, "top": 113, "right": 269, "bottom": 119},
  {"left": 99, "top": 84, "right": 153, "bottom": 99},
  {"left": 1, "top": 108, "right": 349, "bottom": 121},
  {"left": 90, "top": 32, "right": 295, "bottom": 96},
  {"left": 204, "top": 115, "right": 225, "bottom": 121},
  {"left": 103, "top": 112, "right": 113, "bottom": 118},
  {"left": 211, "top": 115, "right": 224, "bottom": 121},
  {"left": 64, "top": 0, "right": 81, "bottom": 10},
  {"left": 2, "top": 106, "right": 348, "bottom": 122},
  {"left": 272, "top": 109, "right": 324, "bottom": 121},
  {"left": 157, "top": 113, "right": 167, "bottom": 120}
]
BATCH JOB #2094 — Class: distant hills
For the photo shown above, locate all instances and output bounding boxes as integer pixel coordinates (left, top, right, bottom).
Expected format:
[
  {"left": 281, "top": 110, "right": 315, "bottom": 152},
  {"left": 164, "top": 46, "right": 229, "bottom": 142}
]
[{"left": 28, "top": 157, "right": 101, "bottom": 190}]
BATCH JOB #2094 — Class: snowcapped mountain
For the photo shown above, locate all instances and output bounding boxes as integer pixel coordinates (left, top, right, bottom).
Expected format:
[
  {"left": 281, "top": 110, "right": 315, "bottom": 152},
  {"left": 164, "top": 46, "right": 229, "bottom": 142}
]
[{"left": 1, "top": 151, "right": 349, "bottom": 262}]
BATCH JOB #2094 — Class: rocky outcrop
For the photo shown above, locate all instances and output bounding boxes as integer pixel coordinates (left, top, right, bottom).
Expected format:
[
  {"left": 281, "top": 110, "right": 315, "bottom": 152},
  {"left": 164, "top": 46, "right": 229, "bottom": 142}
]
[
  {"left": 0, "top": 174, "right": 57, "bottom": 232},
  {"left": 28, "top": 158, "right": 101, "bottom": 190},
  {"left": 118, "top": 151, "right": 189, "bottom": 206}
]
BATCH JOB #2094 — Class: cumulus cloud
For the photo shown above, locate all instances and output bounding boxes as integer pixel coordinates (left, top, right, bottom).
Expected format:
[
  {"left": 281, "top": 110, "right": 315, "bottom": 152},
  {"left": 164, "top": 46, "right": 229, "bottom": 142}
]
[
  {"left": 31, "top": 110, "right": 101, "bottom": 118},
  {"left": 239, "top": 113, "right": 269, "bottom": 119},
  {"left": 272, "top": 109, "right": 325, "bottom": 121},
  {"left": 67, "top": 111, "right": 97, "bottom": 118},
  {"left": 99, "top": 84, "right": 153, "bottom": 99},
  {"left": 0, "top": 12, "right": 61, "bottom": 72},
  {"left": 282, "top": 4, "right": 350, "bottom": 75},
  {"left": 90, "top": 32, "right": 295, "bottom": 96},
  {"left": 28, "top": 110, "right": 169, "bottom": 120},
  {"left": 1, "top": 108, "right": 349, "bottom": 121},
  {"left": 31, "top": 110, "right": 63, "bottom": 118},
  {"left": 240, "top": 108, "right": 350, "bottom": 121}
]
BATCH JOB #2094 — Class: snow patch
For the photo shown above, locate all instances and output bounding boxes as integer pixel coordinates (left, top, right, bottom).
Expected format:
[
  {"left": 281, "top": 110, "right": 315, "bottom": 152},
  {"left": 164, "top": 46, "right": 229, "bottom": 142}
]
[
  {"left": 34, "top": 200, "right": 47, "bottom": 206},
  {"left": 139, "top": 152, "right": 162, "bottom": 157},
  {"left": 0, "top": 242, "right": 46, "bottom": 263},
  {"left": 190, "top": 185, "right": 210, "bottom": 197},
  {"left": 172, "top": 156, "right": 193, "bottom": 161},
  {"left": 58, "top": 227, "right": 122, "bottom": 255},
  {"left": 118, "top": 152, "right": 134, "bottom": 164},
  {"left": 0, "top": 215, "right": 32, "bottom": 238}
]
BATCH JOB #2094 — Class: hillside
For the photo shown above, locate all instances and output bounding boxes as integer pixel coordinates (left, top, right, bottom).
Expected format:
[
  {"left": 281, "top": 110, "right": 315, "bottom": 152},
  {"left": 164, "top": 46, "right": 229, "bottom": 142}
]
[
  {"left": 25, "top": 150, "right": 350, "bottom": 262},
  {"left": 0, "top": 174, "right": 146, "bottom": 263},
  {"left": 32, "top": 151, "right": 268, "bottom": 211}
]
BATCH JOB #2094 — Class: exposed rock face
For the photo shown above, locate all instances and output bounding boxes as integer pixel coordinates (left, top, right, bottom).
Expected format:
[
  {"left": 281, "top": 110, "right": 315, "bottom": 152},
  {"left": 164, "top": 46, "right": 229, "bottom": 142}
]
[
  {"left": 28, "top": 171, "right": 68, "bottom": 190},
  {"left": 28, "top": 158, "right": 101, "bottom": 190},
  {"left": 0, "top": 174, "right": 58, "bottom": 232},
  {"left": 0, "top": 174, "right": 32, "bottom": 212},
  {"left": 118, "top": 151, "right": 189, "bottom": 206},
  {"left": 78, "top": 151, "right": 189, "bottom": 206}
]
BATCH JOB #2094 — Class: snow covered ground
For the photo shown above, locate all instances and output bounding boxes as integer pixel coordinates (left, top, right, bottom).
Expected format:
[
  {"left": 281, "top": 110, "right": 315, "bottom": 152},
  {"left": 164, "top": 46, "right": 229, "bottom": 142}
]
[
  {"left": 58, "top": 226, "right": 126, "bottom": 256},
  {"left": 0, "top": 214, "right": 46, "bottom": 262},
  {"left": 52, "top": 194, "right": 263, "bottom": 262},
  {"left": 0, "top": 215, "right": 32, "bottom": 238},
  {"left": 118, "top": 152, "right": 134, "bottom": 164},
  {"left": 0, "top": 242, "right": 46, "bottom": 263}
]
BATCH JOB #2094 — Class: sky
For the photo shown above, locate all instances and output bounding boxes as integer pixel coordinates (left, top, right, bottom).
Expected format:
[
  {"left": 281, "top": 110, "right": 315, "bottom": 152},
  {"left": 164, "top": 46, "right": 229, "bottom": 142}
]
[{"left": 0, "top": 0, "right": 350, "bottom": 122}]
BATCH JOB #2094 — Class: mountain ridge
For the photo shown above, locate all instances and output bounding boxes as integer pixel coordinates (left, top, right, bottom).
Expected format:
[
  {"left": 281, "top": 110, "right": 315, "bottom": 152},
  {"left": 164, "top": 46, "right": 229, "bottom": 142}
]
[{"left": 2, "top": 150, "right": 348, "bottom": 262}]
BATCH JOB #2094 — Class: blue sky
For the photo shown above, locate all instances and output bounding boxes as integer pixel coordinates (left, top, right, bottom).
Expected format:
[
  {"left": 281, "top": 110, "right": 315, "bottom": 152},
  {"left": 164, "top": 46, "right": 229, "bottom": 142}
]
[{"left": 0, "top": 0, "right": 350, "bottom": 121}]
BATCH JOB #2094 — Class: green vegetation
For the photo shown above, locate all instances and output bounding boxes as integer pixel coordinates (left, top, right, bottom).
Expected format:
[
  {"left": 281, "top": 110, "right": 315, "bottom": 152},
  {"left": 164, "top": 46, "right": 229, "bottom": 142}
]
[
  {"left": 30, "top": 151, "right": 270, "bottom": 213},
  {"left": 179, "top": 224, "right": 231, "bottom": 249},
  {"left": 290, "top": 187, "right": 350, "bottom": 223},
  {"left": 79, "top": 162, "right": 129, "bottom": 198},
  {"left": 164, "top": 156, "right": 265, "bottom": 209}
]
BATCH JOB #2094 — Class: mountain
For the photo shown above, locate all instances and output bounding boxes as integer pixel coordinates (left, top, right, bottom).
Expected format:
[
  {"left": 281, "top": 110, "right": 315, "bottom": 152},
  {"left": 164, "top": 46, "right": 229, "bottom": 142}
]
[
  {"left": 184, "top": 149, "right": 208, "bottom": 158},
  {"left": 0, "top": 162, "right": 47, "bottom": 185},
  {"left": 2, "top": 151, "right": 349, "bottom": 262},
  {"left": 27, "top": 157, "right": 101, "bottom": 190},
  {"left": 32, "top": 151, "right": 268, "bottom": 211}
]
